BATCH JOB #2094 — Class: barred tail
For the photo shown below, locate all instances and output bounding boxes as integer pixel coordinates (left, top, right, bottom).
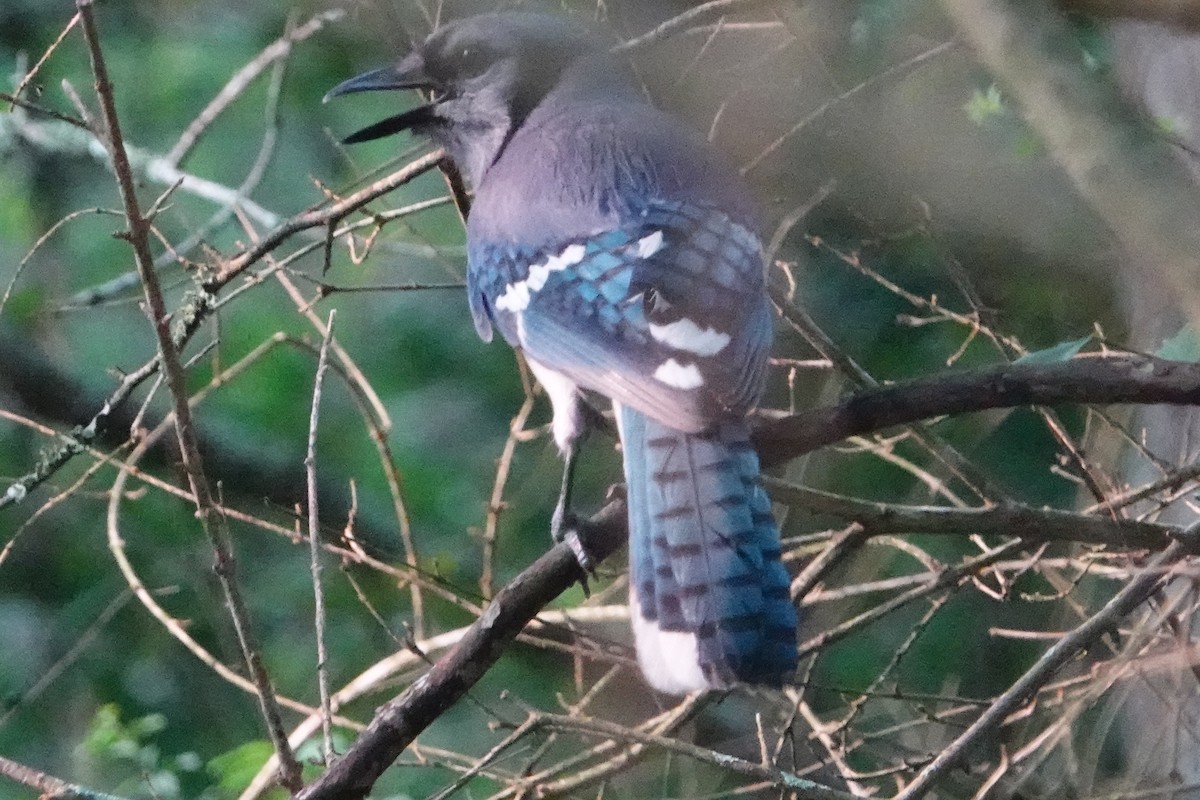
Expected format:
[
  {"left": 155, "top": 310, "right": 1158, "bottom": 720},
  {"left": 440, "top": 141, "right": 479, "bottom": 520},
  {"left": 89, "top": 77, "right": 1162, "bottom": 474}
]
[{"left": 618, "top": 404, "right": 798, "bottom": 693}]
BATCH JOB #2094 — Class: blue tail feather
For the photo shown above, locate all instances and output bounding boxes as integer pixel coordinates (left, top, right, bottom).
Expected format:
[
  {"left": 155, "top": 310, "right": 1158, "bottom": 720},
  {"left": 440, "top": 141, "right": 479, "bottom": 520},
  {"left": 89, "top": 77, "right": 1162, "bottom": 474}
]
[{"left": 619, "top": 404, "right": 798, "bottom": 693}]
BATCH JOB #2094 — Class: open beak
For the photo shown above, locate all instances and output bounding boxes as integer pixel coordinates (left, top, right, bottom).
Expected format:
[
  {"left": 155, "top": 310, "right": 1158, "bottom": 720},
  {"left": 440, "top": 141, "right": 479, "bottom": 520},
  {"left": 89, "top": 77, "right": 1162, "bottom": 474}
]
[{"left": 324, "top": 53, "right": 439, "bottom": 144}]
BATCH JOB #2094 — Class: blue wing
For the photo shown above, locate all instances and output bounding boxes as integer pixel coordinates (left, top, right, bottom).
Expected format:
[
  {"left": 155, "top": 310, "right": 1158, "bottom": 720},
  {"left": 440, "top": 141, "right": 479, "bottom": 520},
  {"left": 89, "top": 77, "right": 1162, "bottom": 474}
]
[{"left": 467, "top": 200, "right": 773, "bottom": 433}]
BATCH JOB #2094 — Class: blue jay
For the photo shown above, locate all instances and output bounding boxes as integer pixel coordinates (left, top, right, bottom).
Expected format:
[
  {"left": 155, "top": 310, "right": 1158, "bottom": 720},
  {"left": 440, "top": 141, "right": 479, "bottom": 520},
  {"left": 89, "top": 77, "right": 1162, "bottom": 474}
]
[{"left": 328, "top": 12, "right": 797, "bottom": 693}]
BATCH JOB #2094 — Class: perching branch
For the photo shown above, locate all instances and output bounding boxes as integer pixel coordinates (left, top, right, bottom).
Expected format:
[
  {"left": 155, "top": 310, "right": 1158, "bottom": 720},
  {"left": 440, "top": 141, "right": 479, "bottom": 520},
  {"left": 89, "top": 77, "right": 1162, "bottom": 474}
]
[{"left": 294, "top": 502, "right": 627, "bottom": 800}]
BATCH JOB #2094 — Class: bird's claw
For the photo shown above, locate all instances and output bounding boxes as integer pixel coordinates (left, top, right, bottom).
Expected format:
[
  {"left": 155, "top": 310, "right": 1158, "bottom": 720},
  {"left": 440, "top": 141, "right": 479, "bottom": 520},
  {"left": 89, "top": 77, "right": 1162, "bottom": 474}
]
[{"left": 552, "top": 508, "right": 593, "bottom": 596}]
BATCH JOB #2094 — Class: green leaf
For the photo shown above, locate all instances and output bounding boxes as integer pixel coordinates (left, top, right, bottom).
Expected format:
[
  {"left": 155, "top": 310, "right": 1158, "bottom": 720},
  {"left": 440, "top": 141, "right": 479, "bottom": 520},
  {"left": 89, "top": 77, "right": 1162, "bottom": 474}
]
[
  {"left": 208, "top": 740, "right": 273, "bottom": 795},
  {"left": 965, "top": 84, "right": 1004, "bottom": 125},
  {"left": 1014, "top": 335, "right": 1092, "bottom": 364},
  {"left": 1013, "top": 133, "right": 1042, "bottom": 159},
  {"left": 81, "top": 704, "right": 125, "bottom": 757},
  {"left": 1157, "top": 326, "right": 1200, "bottom": 362},
  {"left": 1155, "top": 115, "right": 1179, "bottom": 136},
  {"left": 131, "top": 712, "right": 168, "bottom": 737}
]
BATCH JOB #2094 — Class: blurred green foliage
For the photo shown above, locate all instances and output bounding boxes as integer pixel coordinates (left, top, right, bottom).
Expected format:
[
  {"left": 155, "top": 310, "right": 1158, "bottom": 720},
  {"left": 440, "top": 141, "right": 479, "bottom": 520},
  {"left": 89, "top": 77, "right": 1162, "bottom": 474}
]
[{"left": 81, "top": 705, "right": 203, "bottom": 800}]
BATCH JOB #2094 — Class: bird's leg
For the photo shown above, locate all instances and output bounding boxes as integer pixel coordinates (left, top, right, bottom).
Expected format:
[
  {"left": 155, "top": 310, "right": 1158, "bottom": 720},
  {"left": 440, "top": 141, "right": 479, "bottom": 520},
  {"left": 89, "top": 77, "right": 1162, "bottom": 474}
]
[
  {"left": 551, "top": 437, "right": 593, "bottom": 581},
  {"left": 527, "top": 359, "right": 597, "bottom": 584},
  {"left": 550, "top": 439, "right": 577, "bottom": 544}
]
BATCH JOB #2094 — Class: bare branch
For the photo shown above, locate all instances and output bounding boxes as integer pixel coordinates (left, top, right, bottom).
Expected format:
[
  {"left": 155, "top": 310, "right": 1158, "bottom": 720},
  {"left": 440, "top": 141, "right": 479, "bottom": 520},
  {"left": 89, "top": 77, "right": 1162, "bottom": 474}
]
[
  {"left": 482, "top": 389, "right": 538, "bottom": 598},
  {"left": 754, "top": 353, "right": 1200, "bottom": 468},
  {"left": 741, "top": 39, "right": 957, "bottom": 174},
  {"left": 294, "top": 503, "right": 626, "bottom": 800},
  {"left": 166, "top": 9, "right": 345, "bottom": 166},
  {"left": 532, "top": 712, "right": 861, "bottom": 800},
  {"left": 307, "top": 309, "right": 337, "bottom": 762},
  {"left": 768, "top": 480, "right": 1177, "bottom": 550},
  {"left": 613, "top": 0, "right": 779, "bottom": 52},
  {"left": 0, "top": 151, "right": 443, "bottom": 510},
  {"left": 75, "top": 1, "right": 302, "bottom": 789},
  {"left": 0, "top": 754, "right": 128, "bottom": 800},
  {"left": 9, "top": 12, "right": 80, "bottom": 108}
]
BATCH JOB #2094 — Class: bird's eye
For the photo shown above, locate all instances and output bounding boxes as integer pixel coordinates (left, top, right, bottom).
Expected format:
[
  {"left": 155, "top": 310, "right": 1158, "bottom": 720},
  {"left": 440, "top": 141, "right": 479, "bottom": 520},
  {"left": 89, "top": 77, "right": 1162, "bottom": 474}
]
[{"left": 456, "top": 44, "right": 493, "bottom": 77}]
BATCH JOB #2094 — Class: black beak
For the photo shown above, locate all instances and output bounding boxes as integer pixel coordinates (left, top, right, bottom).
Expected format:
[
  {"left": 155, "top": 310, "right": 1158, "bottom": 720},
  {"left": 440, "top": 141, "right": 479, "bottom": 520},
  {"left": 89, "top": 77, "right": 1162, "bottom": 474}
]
[{"left": 324, "top": 53, "right": 439, "bottom": 144}]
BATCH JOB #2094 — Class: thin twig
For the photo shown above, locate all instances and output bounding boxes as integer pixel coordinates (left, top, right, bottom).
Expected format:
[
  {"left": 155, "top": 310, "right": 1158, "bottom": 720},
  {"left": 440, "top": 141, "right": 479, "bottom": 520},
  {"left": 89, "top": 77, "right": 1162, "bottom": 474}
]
[
  {"left": 818, "top": 238, "right": 1119, "bottom": 503},
  {"left": 482, "top": 391, "right": 538, "bottom": 598},
  {"left": 1087, "top": 458, "right": 1200, "bottom": 515},
  {"left": 0, "top": 590, "right": 131, "bottom": 729},
  {"left": 0, "top": 151, "right": 443, "bottom": 510},
  {"left": 294, "top": 504, "right": 626, "bottom": 800},
  {"left": 614, "top": 0, "right": 778, "bottom": 52},
  {"left": 768, "top": 282, "right": 1000, "bottom": 500},
  {"left": 765, "top": 179, "right": 838, "bottom": 265},
  {"left": 252, "top": 215, "right": 430, "bottom": 637},
  {"left": 798, "top": 539, "right": 1027, "bottom": 659},
  {"left": 307, "top": 309, "right": 337, "bottom": 763},
  {"left": 0, "top": 91, "right": 89, "bottom": 128},
  {"left": 741, "top": 39, "right": 957, "bottom": 173},
  {"left": 532, "top": 713, "right": 859, "bottom": 800},
  {"left": 426, "top": 716, "right": 540, "bottom": 800},
  {"left": 0, "top": 206, "right": 112, "bottom": 315},
  {"left": 167, "top": 9, "right": 344, "bottom": 166},
  {"left": 792, "top": 699, "right": 875, "bottom": 797},
  {"left": 0, "top": 427, "right": 124, "bottom": 569},
  {"left": 507, "top": 693, "right": 703, "bottom": 798},
  {"left": 0, "top": 753, "right": 127, "bottom": 800},
  {"left": 101, "top": 348, "right": 362, "bottom": 728},
  {"left": 238, "top": 606, "right": 630, "bottom": 800},
  {"left": 9, "top": 12, "right": 80, "bottom": 107},
  {"left": 767, "top": 479, "right": 1177, "bottom": 549}
]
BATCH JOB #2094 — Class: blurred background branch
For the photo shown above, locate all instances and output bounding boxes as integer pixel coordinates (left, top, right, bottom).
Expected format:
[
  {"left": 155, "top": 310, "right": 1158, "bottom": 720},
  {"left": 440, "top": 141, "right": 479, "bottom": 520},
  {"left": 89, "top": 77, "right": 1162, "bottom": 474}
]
[
  {"left": 1062, "top": 0, "right": 1200, "bottom": 28},
  {"left": 942, "top": 0, "right": 1200, "bottom": 335}
]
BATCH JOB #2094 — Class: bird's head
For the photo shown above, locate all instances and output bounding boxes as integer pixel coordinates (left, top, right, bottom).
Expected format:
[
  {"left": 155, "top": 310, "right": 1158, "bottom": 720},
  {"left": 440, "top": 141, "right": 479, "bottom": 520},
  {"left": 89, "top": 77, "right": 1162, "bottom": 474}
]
[{"left": 326, "top": 12, "right": 608, "bottom": 183}]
